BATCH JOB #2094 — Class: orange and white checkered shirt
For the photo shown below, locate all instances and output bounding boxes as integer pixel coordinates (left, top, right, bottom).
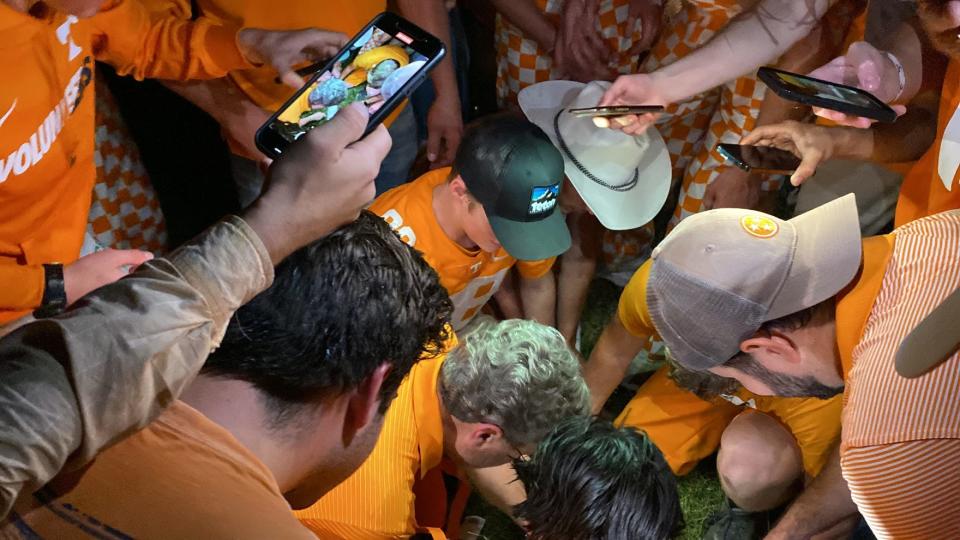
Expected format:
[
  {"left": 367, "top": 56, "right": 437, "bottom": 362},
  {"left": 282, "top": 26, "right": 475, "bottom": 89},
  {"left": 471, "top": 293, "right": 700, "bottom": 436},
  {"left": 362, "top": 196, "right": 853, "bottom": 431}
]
[{"left": 494, "top": 0, "right": 646, "bottom": 107}]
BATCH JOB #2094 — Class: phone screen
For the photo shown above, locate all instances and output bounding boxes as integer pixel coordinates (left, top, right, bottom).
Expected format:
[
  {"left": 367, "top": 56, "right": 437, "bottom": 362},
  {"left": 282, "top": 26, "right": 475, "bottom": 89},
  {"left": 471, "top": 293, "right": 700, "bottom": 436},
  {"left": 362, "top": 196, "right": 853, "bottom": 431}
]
[
  {"left": 264, "top": 18, "right": 439, "bottom": 147},
  {"left": 772, "top": 72, "right": 877, "bottom": 109},
  {"left": 718, "top": 144, "right": 801, "bottom": 173}
]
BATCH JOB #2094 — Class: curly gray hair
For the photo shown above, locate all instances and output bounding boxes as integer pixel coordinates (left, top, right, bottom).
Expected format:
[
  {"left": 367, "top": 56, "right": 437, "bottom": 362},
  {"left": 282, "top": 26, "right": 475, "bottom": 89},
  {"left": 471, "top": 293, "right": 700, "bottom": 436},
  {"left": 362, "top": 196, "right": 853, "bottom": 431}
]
[{"left": 439, "top": 317, "right": 590, "bottom": 445}]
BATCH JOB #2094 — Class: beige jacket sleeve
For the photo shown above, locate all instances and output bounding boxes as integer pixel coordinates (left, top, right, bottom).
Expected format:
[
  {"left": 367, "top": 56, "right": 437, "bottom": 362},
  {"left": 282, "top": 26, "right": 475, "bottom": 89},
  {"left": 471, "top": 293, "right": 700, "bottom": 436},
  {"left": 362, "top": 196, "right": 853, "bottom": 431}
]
[{"left": 0, "top": 216, "right": 274, "bottom": 519}]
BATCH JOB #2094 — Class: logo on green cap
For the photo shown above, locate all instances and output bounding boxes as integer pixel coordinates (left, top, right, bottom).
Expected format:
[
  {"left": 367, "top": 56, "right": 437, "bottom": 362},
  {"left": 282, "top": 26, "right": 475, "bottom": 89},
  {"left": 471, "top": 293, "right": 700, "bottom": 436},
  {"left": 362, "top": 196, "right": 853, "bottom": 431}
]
[{"left": 528, "top": 184, "right": 560, "bottom": 216}]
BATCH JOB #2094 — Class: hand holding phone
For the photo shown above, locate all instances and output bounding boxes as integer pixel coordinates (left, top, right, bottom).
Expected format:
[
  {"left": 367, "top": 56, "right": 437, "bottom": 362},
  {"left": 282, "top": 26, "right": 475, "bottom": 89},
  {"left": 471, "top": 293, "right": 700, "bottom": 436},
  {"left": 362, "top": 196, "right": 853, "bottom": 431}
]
[
  {"left": 245, "top": 103, "right": 391, "bottom": 264},
  {"left": 717, "top": 143, "right": 802, "bottom": 175},
  {"left": 758, "top": 67, "right": 898, "bottom": 124},
  {"left": 256, "top": 13, "right": 445, "bottom": 159}
]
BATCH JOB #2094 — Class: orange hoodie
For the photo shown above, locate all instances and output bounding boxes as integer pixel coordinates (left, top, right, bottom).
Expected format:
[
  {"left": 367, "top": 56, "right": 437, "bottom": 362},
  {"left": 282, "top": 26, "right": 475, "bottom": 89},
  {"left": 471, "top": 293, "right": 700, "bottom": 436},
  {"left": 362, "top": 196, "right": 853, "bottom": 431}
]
[{"left": 0, "top": 1, "right": 250, "bottom": 322}]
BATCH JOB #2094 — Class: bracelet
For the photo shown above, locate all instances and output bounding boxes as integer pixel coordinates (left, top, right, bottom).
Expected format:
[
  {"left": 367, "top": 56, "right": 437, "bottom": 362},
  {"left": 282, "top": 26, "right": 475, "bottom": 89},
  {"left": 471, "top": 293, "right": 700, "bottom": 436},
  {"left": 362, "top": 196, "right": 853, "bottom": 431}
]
[{"left": 885, "top": 51, "right": 906, "bottom": 102}]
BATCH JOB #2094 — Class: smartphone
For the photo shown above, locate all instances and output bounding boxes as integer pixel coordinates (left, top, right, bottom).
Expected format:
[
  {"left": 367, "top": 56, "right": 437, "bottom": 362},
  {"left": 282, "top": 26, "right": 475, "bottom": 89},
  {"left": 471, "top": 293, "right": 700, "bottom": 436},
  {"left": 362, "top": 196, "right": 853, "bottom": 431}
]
[
  {"left": 256, "top": 12, "right": 446, "bottom": 159},
  {"left": 757, "top": 67, "right": 898, "bottom": 123},
  {"left": 717, "top": 143, "right": 801, "bottom": 174},
  {"left": 568, "top": 105, "right": 665, "bottom": 118}
]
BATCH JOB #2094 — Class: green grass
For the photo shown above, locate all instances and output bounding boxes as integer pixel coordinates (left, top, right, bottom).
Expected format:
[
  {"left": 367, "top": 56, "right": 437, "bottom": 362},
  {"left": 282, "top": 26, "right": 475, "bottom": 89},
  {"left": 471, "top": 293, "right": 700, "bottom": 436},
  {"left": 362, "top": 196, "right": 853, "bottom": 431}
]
[{"left": 461, "top": 279, "right": 725, "bottom": 539}]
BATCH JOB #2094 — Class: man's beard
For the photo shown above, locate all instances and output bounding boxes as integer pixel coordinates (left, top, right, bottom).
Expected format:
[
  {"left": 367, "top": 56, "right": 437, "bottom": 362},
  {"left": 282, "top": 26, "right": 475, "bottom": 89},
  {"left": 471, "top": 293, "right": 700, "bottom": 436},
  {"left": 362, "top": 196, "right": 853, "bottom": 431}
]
[
  {"left": 918, "top": 1, "right": 960, "bottom": 59},
  {"left": 758, "top": 371, "right": 843, "bottom": 399}
]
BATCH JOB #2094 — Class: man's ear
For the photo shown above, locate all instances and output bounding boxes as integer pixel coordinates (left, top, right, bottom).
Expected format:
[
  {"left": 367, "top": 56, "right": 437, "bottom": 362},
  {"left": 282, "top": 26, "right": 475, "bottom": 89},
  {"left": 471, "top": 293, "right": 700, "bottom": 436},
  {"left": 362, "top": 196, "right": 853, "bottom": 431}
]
[
  {"left": 740, "top": 330, "right": 801, "bottom": 366},
  {"left": 342, "top": 363, "right": 391, "bottom": 446},
  {"left": 468, "top": 423, "right": 503, "bottom": 448},
  {"left": 449, "top": 177, "right": 471, "bottom": 204}
]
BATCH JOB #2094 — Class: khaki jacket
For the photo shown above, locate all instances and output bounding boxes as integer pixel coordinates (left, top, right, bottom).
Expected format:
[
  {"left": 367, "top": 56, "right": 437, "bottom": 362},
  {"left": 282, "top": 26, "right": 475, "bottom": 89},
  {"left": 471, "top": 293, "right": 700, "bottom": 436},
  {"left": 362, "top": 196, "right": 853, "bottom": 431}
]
[{"left": 0, "top": 216, "right": 273, "bottom": 519}]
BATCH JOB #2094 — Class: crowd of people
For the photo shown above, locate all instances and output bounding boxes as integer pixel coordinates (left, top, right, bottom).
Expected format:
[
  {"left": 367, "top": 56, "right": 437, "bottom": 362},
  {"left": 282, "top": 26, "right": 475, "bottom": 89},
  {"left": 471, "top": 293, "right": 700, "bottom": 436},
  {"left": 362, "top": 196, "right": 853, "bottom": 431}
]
[{"left": 0, "top": 0, "right": 957, "bottom": 539}]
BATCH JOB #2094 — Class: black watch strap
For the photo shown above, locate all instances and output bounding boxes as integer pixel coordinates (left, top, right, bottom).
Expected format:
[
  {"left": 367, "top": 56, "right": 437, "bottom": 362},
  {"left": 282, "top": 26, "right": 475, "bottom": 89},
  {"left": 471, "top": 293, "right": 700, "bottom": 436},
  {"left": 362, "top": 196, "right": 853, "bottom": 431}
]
[{"left": 33, "top": 263, "right": 67, "bottom": 319}]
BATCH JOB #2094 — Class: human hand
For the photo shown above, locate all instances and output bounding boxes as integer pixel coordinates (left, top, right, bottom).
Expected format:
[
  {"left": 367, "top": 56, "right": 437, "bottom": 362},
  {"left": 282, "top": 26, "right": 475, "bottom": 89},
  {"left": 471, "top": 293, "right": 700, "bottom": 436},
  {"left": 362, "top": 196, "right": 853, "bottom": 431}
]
[
  {"left": 237, "top": 28, "right": 348, "bottom": 89},
  {"left": 426, "top": 93, "right": 463, "bottom": 167},
  {"left": 625, "top": 0, "right": 663, "bottom": 58},
  {"left": 702, "top": 166, "right": 761, "bottom": 210},
  {"left": 741, "top": 120, "right": 844, "bottom": 186},
  {"left": 554, "top": 0, "right": 615, "bottom": 82},
  {"left": 807, "top": 41, "right": 907, "bottom": 128},
  {"left": 216, "top": 88, "right": 273, "bottom": 164},
  {"left": 242, "top": 103, "right": 392, "bottom": 265},
  {"left": 64, "top": 249, "right": 155, "bottom": 305},
  {"left": 596, "top": 73, "right": 665, "bottom": 134}
]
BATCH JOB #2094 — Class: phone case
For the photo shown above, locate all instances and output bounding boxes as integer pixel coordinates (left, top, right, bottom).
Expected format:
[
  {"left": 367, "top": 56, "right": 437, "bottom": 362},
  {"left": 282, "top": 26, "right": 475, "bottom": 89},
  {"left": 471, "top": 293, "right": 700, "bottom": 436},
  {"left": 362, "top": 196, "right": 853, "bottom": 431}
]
[
  {"left": 255, "top": 12, "right": 445, "bottom": 159},
  {"left": 757, "top": 67, "right": 898, "bottom": 123}
]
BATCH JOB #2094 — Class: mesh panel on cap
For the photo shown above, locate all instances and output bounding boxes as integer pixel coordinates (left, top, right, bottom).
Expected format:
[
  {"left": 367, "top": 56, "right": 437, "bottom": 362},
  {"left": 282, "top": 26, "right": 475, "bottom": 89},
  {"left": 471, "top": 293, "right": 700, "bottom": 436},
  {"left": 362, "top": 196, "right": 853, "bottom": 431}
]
[{"left": 648, "top": 259, "right": 768, "bottom": 371}]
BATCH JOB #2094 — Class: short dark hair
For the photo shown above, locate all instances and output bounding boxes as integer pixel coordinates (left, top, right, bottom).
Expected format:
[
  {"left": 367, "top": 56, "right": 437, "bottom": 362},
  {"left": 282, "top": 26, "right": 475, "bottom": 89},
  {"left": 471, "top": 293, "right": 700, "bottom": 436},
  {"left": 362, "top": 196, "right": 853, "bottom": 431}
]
[
  {"left": 514, "top": 417, "right": 682, "bottom": 540},
  {"left": 203, "top": 211, "right": 452, "bottom": 424}
]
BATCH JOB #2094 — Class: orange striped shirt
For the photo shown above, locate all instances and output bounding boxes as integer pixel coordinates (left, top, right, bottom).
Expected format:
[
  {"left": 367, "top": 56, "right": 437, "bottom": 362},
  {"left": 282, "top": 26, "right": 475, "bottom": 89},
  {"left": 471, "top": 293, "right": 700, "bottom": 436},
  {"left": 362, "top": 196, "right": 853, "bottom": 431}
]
[
  {"left": 295, "top": 352, "right": 448, "bottom": 538},
  {"left": 837, "top": 210, "right": 960, "bottom": 538}
]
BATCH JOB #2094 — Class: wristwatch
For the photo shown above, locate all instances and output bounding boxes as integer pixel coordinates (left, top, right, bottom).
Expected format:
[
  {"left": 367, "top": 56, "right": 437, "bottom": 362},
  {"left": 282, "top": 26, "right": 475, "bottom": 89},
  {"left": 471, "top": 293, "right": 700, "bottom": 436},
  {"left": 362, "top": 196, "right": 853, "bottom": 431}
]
[{"left": 33, "top": 263, "right": 67, "bottom": 319}]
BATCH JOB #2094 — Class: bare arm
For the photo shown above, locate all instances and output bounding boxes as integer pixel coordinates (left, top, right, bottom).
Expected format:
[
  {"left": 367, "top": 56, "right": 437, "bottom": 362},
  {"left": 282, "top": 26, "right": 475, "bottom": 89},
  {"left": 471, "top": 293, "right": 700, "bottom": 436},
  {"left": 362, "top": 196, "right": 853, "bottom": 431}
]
[
  {"left": 162, "top": 78, "right": 271, "bottom": 161},
  {"left": 652, "top": 0, "right": 835, "bottom": 103},
  {"left": 556, "top": 214, "right": 599, "bottom": 346},
  {"left": 583, "top": 313, "right": 647, "bottom": 414},
  {"left": 396, "top": 0, "right": 463, "bottom": 166},
  {"left": 519, "top": 272, "right": 557, "bottom": 327},
  {"left": 489, "top": 0, "right": 557, "bottom": 49},
  {"left": 765, "top": 445, "right": 858, "bottom": 540}
]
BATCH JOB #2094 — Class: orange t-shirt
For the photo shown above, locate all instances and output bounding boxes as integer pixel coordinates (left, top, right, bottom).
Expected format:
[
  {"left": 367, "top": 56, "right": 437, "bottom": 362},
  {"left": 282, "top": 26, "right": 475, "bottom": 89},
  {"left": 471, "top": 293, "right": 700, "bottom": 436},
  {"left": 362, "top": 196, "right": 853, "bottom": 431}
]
[
  {"left": 370, "top": 167, "right": 556, "bottom": 331},
  {"left": 895, "top": 61, "right": 960, "bottom": 226},
  {"left": 0, "top": 401, "right": 316, "bottom": 539},
  {"left": 0, "top": 2, "right": 247, "bottom": 321},
  {"left": 194, "top": 0, "right": 385, "bottom": 112},
  {"left": 296, "top": 352, "right": 448, "bottom": 539}
]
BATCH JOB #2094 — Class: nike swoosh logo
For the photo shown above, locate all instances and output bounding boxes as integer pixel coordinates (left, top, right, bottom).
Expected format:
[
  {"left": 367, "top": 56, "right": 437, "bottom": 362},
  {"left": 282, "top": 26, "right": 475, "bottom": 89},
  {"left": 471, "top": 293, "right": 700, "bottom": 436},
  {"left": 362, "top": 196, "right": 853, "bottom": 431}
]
[{"left": 0, "top": 99, "right": 15, "bottom": 128}]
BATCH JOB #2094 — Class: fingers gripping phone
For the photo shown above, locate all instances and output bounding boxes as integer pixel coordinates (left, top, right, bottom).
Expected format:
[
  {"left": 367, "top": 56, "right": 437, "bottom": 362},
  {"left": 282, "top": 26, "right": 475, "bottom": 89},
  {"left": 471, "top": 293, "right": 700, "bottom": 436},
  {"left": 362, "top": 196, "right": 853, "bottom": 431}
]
[
  {"left": 717, "top": 143, "right": 802, "bottom": 174},
  {"left": 568, "top": 105, "right": 665, "bottom": 118},
  {"left": 757, "top": 67, "right": 898, "bottom": 123},
  {"left": 256, "top": 13, "right": 445, "bottom": 159}
]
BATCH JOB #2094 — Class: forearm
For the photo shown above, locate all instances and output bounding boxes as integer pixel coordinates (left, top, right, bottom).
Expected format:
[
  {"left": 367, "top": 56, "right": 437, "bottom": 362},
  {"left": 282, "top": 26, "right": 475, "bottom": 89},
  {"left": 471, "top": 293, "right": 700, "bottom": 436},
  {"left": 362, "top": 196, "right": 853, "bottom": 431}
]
[
  {"left": 0, "top": 216, "right": 273, "bottom": 519},
  {"left": 519, "top": 273, "right": 557, "bottom": 326},
  {"left": 827, "top": 91, "right": 938, "bottom": 164},
  {"left": 490, "top": 0, "right": 557, "bottom": 49},
  {"left": 398, "top": 0, "right": 459, "bottom": 100},
  {"left": 583, "top": 317, "right": 646, "bottom": 413},
  {"left": 766, "top": 444, "right": 857, "bottom": 539},
  {"left": 556, "top": 250, "right": 596, "bottom": 345},
  {"left": 655, "top": 0, "right": 834, "bottom": 103}
]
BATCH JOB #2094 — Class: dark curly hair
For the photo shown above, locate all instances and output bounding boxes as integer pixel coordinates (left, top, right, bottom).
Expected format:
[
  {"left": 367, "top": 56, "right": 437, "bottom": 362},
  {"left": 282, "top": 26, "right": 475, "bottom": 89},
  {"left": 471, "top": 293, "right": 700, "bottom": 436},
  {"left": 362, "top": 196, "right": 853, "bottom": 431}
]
[
  {"left": 203, "top": 211, "right": 452, "bottom": 424},
  {"left": 514, "top": 417, "right": 683, "bottom": 540}
]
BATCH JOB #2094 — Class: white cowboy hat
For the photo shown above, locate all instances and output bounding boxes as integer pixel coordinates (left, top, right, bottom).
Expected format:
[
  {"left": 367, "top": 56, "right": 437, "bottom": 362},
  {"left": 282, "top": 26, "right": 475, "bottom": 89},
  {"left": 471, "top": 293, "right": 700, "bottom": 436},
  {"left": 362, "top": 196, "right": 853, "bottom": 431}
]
[{"left": 519, "top": 80, "right": 671, "bottom": 230}]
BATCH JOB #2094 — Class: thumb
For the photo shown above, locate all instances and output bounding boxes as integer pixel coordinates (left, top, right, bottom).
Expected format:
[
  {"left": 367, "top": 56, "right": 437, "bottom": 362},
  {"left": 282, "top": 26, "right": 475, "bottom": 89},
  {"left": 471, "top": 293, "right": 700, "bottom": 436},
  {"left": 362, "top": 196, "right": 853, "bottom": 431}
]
[
  {"left": 302, "top": 102, "right": 369, "bottom": 154},
  {"left": 790, "top": 154, "right": 822, "bottom": 186},
  {"left": 110, "top": 249, "right": 155, "bottom": 268}
]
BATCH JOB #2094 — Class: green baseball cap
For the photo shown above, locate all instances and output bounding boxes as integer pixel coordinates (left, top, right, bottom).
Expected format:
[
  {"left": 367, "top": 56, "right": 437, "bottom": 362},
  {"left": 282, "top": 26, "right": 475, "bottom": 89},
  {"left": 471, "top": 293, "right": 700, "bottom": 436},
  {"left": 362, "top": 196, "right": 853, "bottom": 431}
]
[{"left": 455, "top": 114, "right": 571, "bottom": 260}]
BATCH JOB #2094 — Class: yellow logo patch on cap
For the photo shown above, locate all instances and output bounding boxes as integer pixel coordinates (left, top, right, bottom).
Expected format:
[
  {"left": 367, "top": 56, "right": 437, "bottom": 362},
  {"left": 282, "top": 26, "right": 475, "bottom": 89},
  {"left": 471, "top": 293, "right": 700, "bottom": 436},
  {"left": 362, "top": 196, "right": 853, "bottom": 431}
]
[{"left": 740, "top": 215, "right": 779, "bottom": 239}]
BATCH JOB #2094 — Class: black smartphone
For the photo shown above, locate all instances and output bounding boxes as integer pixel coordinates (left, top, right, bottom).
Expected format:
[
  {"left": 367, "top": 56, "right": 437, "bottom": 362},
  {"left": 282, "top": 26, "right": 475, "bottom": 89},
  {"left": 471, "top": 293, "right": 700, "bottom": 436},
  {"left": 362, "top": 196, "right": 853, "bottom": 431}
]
[
  {"left": 757, "top": 67, "right": 898, "bottom": 123},
  {"left": 256, "top": 12, "right": 446, "bottom": 159},
  {"left": 568, "top": 105, "right": 665, "bottom": 118},
  {"left": 717, "top": 143, "right": 801, "bottom": 174}
]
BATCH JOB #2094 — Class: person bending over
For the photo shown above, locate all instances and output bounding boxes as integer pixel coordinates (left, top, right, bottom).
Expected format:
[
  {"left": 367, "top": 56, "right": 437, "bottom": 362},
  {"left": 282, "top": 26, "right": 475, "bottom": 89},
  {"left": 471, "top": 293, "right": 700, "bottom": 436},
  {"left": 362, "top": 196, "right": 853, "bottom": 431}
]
[
  {"left": 515, "top": 416, "right": 682, "bottom": 540},
  {"left": 0, "top": 211, "right": 452, "bottom": 538},
  {"left": 295, "top": 317, "right": 590, "bottom": 538}
]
